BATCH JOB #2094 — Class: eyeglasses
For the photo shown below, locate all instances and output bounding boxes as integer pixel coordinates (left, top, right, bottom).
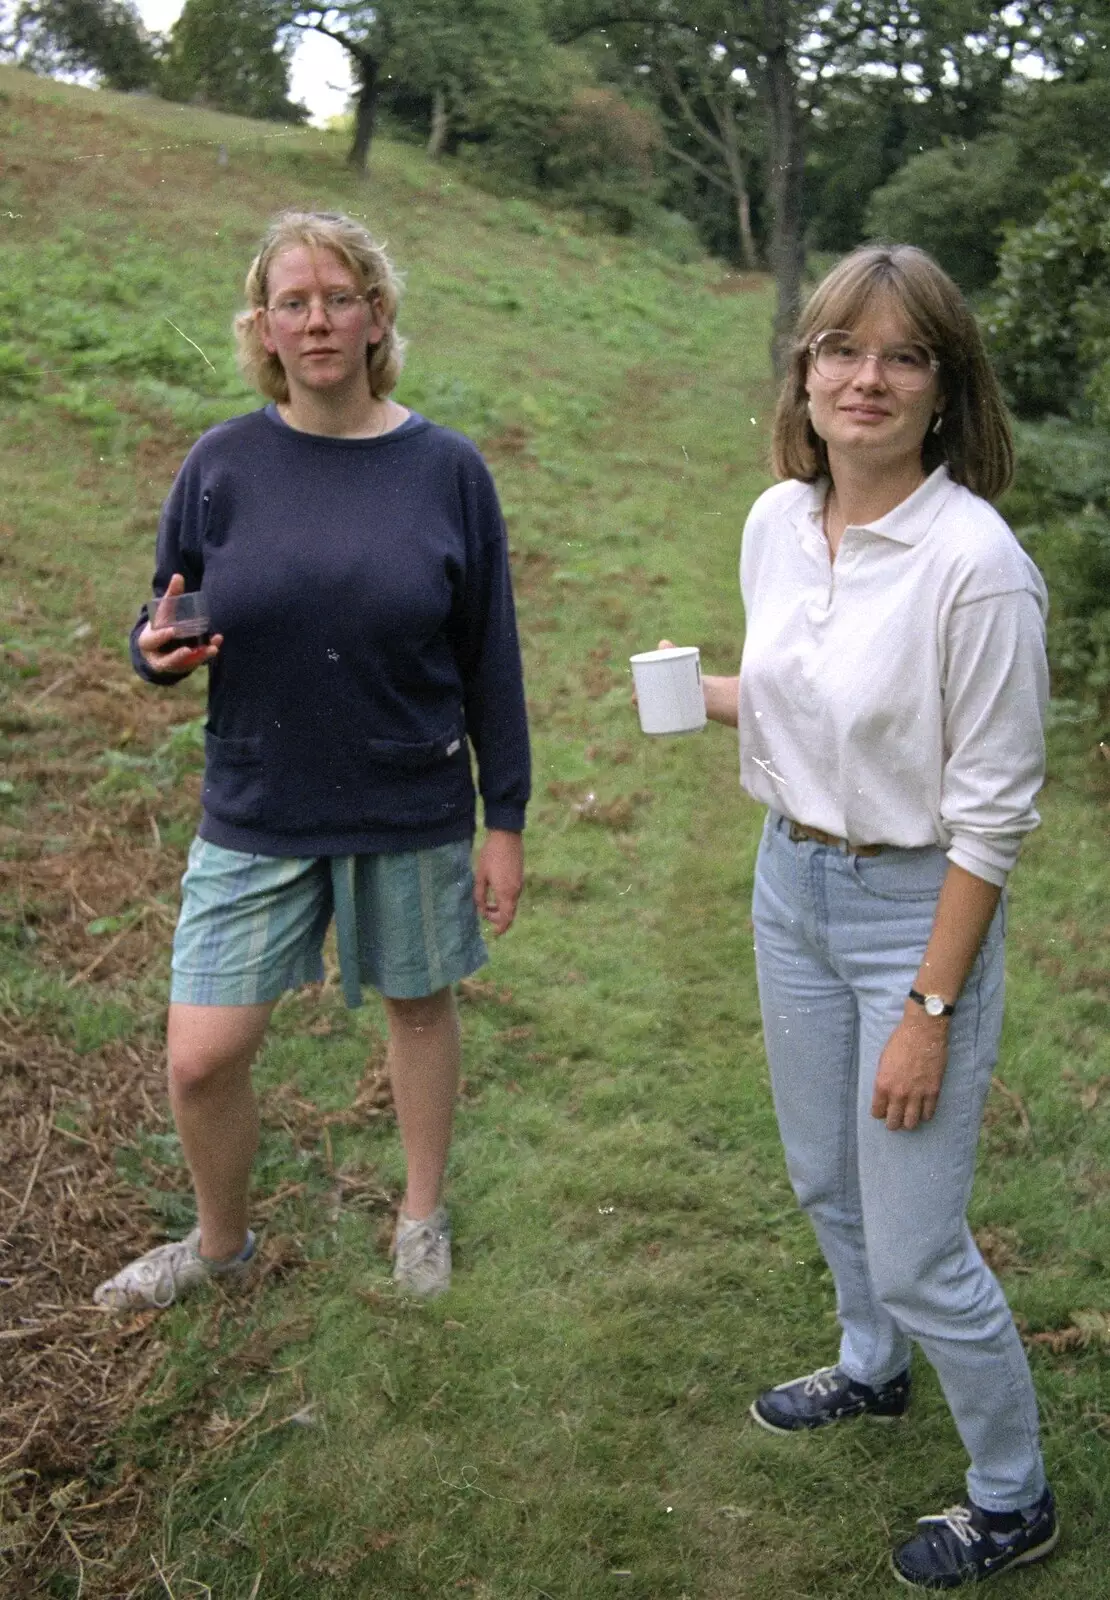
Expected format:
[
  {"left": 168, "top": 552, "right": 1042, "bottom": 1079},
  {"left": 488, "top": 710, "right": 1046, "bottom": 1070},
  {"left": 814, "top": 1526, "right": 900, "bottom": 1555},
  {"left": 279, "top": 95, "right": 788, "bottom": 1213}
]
[
  {"left": 808, "top": 329, "right": 939, "bottom": 391},
  {"left": 265, "top": 290, "right": 370, "bottom": 331}
]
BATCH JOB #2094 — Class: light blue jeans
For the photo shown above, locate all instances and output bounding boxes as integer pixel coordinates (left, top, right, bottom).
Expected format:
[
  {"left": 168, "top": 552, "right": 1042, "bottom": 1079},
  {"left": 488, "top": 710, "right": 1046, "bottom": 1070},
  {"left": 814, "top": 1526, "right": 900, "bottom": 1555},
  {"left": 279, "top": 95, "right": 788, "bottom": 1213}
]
[{"left": 752, "top": 811, "right": 1045, "bottom": 1512}]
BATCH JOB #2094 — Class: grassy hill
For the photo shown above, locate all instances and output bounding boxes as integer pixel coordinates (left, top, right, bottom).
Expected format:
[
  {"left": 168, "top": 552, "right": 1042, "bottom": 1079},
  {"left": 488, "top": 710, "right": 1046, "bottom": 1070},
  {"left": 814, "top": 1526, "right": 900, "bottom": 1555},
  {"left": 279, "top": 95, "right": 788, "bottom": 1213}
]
[{"left": 1, "top": 65, "right": 1107, "bottom": 1600}]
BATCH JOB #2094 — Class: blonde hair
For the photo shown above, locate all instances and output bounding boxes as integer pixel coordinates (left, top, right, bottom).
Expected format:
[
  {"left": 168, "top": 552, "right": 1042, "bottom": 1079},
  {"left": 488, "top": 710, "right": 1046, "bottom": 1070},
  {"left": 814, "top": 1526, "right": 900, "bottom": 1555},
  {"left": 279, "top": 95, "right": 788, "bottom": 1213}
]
[
  {"left": 235, "top": 210, "right": 406, "bottom": 402},
  {"left": 771, "top": 244, "right": 1014, "bottom": 501}
]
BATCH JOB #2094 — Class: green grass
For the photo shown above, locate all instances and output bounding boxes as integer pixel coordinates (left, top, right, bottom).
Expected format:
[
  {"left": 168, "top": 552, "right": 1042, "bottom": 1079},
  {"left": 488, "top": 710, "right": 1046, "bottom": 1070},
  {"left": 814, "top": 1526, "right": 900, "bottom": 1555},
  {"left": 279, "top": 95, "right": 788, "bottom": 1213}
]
[{"left": 1, "top": 64, "right": 1108, "bottom": 1600}]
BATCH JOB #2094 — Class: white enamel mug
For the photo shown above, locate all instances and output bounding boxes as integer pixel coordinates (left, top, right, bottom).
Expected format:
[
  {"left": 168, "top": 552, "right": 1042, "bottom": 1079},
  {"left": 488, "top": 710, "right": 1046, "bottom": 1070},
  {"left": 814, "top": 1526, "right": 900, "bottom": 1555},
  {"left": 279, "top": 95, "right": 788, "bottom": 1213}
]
[{"left": 629, "top": 646, "right": 707, "bottom": 736}]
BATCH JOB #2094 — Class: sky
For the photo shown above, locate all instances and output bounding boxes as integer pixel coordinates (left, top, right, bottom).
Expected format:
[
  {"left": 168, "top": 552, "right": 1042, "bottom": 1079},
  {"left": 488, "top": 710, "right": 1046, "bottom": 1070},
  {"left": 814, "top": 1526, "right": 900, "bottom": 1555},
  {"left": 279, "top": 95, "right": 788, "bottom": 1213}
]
[{"left": 133, "top": 1, "right": 354, "bottom": 125}]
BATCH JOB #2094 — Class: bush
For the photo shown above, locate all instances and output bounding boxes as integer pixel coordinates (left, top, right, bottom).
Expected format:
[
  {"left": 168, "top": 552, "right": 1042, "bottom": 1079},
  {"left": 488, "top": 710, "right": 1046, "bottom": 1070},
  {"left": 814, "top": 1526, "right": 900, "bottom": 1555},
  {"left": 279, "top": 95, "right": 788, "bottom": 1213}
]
[
  {"left": 540, "top": 88, "right": 662, "bottom": 236},
  {"left": 864, "top": 134, "right": 1036, "bottom": 294},
  {"left": 1004, "top": 420, "right": 1110, "bottom": 718},
  {"left": 986, "top": 168, "right": 1110, "bottom": 421}
]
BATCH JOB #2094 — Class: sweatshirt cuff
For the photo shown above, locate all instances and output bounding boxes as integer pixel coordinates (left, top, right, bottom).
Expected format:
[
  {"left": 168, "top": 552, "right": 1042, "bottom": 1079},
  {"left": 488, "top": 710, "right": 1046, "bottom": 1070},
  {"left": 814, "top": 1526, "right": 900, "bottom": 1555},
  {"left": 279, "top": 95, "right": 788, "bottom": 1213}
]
[
  {"left": 483, "top": 804, "right": 526, "bottom": 833},
  {"left": 131, "top": 640, "right": 189, "bottom": 686},
  {"left": 129, "top": 615, "right": 192, "bottom": 686},
  {"left": 945, "top": 838, "right": 1016, "bottom": 889}
]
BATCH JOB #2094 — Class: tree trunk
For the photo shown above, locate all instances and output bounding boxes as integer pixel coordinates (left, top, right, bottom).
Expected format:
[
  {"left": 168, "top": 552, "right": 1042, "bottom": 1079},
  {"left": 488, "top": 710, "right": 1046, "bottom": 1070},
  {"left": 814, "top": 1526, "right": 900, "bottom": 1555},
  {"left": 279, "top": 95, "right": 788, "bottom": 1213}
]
[
  {"left": 762, "top": 0, "right": 806, "bottom": 377},
  {"left": 736, "top": 186, "right": 757, "bottom": 273},
  {"left": 427, "top": 87, "right": 449, "bottom": 158},
  {"left": 346, "top": 49, "right": 380, "bottom": 171},
  {"left": 713, "top": 96, "right": 758, "bottom": 271}
]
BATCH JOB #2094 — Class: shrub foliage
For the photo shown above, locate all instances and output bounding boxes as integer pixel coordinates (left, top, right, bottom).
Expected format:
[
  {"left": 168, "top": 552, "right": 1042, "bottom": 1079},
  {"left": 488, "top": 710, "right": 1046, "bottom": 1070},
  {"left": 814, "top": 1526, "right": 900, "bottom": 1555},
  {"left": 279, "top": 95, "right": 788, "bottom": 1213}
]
[{"left": 987, "top": 168, "right": 1110, "bottom": 423}]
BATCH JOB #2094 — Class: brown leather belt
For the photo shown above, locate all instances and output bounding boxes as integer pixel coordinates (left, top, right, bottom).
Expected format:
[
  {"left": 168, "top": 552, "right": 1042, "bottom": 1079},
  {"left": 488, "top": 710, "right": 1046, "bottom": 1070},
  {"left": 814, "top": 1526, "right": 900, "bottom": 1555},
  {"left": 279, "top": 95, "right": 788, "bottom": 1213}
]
[{"left": 786, "top": 819, "right": 884, "bottom": 857}]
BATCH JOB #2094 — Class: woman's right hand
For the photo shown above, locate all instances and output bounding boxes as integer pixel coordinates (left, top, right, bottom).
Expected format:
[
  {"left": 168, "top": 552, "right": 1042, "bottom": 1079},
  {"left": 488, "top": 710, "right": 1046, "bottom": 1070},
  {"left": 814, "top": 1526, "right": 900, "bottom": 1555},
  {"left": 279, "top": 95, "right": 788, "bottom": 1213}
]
[
  {"left": 656, "top": 637, "right": 739, "bottom": 728},
  {"left": 138, "top": 573, "right": 222, "bottom": 675}
]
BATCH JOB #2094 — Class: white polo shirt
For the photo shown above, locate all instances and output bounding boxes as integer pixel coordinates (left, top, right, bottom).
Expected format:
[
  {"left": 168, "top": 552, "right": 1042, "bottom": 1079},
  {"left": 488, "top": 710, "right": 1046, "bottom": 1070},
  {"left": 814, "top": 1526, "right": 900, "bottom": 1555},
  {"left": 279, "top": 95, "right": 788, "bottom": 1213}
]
[{"left": 738, "top": 467, "right": 1049, "bottom": 886}]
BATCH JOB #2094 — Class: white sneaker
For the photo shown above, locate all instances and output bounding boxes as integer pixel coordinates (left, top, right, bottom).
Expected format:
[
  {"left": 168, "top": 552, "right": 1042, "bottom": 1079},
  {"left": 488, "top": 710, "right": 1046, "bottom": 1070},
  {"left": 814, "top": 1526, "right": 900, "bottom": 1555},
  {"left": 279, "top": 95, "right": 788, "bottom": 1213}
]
[
  {"left": 93, "top": 1228, "right": 255, "bottom": 1310},
  {"left": 392, "top": 1207, "right": 451, "bottom": 1298}
]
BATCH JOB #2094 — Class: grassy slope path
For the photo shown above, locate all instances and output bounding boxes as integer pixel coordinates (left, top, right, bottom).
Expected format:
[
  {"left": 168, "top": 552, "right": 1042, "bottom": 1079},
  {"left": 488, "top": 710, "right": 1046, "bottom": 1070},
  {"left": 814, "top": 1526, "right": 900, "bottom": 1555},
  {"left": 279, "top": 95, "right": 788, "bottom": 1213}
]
[{"left": 1, "top": 65, "right": 1107, "bottom": 1600}]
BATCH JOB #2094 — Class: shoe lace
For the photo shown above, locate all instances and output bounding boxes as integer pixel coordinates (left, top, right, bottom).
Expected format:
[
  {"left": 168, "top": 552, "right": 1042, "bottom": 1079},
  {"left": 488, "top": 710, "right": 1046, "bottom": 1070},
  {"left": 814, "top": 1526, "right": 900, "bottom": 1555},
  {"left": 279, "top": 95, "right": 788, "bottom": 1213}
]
[
  {"left": 134, "top": 1240, "right": 194, "bottom": 1308},
  {"left": 396, "top": 1218, "right": 447, "bottom": 1261},
  {"left": 920, "top": 1505, "right": 982, "bottom": 1549},
  {"left": 802, "top": 1366, "right": 841, "bottom": 1398}
]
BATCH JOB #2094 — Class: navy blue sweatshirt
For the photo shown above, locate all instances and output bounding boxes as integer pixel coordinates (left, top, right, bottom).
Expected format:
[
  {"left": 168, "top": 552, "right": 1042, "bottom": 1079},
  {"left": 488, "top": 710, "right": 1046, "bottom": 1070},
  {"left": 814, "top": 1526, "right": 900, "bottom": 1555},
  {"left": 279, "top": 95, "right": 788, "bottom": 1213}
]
[{"left": 131, "top": 407, "right": 530, "bottom": 856}]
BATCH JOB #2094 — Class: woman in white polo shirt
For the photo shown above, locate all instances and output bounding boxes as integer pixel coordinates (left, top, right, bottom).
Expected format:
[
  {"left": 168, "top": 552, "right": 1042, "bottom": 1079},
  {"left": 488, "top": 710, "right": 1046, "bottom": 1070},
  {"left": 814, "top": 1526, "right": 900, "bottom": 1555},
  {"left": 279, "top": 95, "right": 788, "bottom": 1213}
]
[{"left": 699, "top": 245, "right": 1055, "bottom": 1589}]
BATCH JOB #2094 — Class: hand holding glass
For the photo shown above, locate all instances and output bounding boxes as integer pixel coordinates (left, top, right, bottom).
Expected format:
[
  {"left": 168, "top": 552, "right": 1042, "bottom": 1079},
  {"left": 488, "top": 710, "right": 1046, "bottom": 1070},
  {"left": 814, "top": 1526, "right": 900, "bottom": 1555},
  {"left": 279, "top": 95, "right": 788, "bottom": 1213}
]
[
  {"left": 139, "top": 577, "right": 220, "bottom": 672},
  {"left": 156, "top": 590, "right": 211, "bottom": 647}
]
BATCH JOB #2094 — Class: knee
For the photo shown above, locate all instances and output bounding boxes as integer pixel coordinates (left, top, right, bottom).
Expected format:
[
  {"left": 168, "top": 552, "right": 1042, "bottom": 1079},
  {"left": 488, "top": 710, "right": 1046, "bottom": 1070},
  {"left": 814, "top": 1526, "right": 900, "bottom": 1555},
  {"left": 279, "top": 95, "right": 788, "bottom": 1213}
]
[
  {"left": 167, "top": 1004, "right": 269, "bottom": 1098},
  {"left": 871, "top": 1254, "right": 929, "bottom": 1324},
  {"left": 872, "top": 1241, "right": 1006, "bottom": 1337},
  {"left": 787, "top": 1158, "right": 853, "bottom": 1225},
  {"left": 868, "top": 1227, "right": 941, "bottom": 1317},
  {"left": 168, "top": 1044, "right": 248, "bottom": 1097}
]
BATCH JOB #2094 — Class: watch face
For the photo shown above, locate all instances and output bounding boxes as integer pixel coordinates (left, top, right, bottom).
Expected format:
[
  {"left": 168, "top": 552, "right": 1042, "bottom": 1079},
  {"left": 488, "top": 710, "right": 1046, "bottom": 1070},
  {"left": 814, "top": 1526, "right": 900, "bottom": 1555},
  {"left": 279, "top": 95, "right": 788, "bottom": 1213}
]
[{"left": 924, "top": 994, "right": 946, "bottom": 1017}]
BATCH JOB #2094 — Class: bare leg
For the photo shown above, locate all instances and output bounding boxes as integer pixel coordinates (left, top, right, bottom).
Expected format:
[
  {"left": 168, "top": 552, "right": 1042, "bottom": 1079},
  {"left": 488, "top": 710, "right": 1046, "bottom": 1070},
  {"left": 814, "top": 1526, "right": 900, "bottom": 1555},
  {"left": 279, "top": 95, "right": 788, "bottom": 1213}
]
[
  {"left": 167, "top": 1001, "right": 274, "bottom": 1261},
  {"left": 381, "top": 988, "right": 460, "bottom": 1219}
]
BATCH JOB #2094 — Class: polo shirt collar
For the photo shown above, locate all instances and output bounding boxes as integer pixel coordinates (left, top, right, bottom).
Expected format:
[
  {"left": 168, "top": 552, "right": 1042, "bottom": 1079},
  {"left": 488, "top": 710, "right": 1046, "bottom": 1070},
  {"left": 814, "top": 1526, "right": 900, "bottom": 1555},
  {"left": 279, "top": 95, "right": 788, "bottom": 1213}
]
[{"left": 798, "top": 465, "right": 955, "bottom": 546}]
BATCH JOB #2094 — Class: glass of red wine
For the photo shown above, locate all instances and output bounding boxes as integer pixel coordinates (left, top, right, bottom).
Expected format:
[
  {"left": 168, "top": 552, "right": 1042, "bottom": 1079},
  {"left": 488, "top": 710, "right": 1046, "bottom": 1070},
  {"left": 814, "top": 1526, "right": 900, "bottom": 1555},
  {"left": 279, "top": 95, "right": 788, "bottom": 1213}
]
[{"left": 156, "top": 590, "right": 211, "bottom": 649}]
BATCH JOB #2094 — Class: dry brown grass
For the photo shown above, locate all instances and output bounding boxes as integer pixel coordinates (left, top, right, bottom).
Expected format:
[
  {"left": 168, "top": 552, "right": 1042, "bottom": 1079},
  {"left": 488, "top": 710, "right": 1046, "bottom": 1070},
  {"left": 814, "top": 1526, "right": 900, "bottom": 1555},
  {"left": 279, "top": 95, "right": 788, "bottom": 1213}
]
[
  {"left": 0, "top": 627, "right": 398, "bottom": 1590},
  {"left": 0, "top": 1019, "right": 169, "bottom": 1590}
]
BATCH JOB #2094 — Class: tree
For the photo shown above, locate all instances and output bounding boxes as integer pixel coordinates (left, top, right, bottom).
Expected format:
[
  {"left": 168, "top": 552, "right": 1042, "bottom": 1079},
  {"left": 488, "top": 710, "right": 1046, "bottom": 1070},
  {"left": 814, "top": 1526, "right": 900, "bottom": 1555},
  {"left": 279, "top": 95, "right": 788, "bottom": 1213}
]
[
  {"left": 161, "top": 0, "right": 306, "bottom": 122},
  {"left": 864, "top": 26, "right": 1110, "bottom": 293},
  {"left": 552, "top": 2, "right": 1106, "bottom": 372},
  {"left": 1, "top": 0, "right": 156, "bottom": 89},
  {"left": 288, "top": 5, "right": 383, "bottom": 168},
  {"left": 383, "top": 0, "right": 563, "bottom": 161},
  {"left": 583, "top": 15, "right": 764, "bottom": 267},
  {"left": 865, "top": 134, "right": 1029, "bottom": 293},
  {"left": 290, "top": 1, "right": 569, "bottom": 172},
  {"left": 554, "top": 1, "right": 899, "bottom": 369},
  {"left": 541, "top": 85, "right": 662, "bottom": 231}
]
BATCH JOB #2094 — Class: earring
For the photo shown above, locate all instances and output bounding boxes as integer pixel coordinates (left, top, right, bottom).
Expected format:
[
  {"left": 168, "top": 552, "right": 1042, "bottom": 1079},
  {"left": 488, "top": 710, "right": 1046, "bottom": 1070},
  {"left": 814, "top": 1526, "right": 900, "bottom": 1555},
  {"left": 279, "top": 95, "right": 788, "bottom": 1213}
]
[{"left": 931, "top": 413, "right": 944, "bottom": 434}]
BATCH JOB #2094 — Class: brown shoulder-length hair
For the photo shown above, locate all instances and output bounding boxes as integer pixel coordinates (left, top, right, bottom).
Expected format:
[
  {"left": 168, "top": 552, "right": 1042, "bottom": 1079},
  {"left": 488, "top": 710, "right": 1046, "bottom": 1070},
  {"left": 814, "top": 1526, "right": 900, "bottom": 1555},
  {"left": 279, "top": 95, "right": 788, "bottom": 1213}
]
[
  {"left": 234, "top": 210, "right": 406, "bottom": 402},
  {"left": 771, "top": 243, "right": 1013, "bottom": 501}
]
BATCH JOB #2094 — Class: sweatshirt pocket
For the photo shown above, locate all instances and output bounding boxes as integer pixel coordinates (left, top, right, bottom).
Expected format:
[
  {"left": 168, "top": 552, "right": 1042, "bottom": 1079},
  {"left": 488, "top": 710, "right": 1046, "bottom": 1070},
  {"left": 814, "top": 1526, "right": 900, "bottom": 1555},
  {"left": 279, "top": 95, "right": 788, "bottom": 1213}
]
[
  {"left": 201, "top": 730, "right": 265, "bottom": 826},
  {"left": 362, "top": 728, "right": 466, "bottom": 771},
  {"left": 263, "top": 720, "right": 472, "bottom": 833}
]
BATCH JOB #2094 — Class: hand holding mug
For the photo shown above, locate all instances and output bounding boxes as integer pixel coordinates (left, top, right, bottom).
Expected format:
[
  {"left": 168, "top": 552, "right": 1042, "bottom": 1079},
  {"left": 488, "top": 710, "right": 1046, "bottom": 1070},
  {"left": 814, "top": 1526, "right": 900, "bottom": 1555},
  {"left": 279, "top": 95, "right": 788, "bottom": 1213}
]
[
  {"left": 629, "top": 643, "right": 707, "bottom": 735},
  {"left": 634, "top": 638, "right": 740, "bottom": 729},
  {"left": 630, "top": 639, "right": 675, "bottom": 708}
]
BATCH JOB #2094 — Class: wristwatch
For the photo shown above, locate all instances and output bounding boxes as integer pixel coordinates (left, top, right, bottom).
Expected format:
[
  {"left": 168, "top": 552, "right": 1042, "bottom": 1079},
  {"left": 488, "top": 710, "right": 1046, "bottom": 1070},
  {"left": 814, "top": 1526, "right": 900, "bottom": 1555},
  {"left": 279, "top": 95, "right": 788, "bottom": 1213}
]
[{"left": 908, "top": 988, "right": 955, "bottom": 1018}]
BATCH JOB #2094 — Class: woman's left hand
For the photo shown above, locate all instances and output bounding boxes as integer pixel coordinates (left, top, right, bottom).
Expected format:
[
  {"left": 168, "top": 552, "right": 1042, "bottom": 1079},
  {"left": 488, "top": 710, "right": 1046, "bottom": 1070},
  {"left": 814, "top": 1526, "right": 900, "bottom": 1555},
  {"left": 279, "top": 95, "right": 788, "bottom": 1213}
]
[
  {"left": 474, "top": 828, "right": 524, "bottom": 936},
  {"left": 871, "top": 1005, "right": 950, "bottom": 1130}
]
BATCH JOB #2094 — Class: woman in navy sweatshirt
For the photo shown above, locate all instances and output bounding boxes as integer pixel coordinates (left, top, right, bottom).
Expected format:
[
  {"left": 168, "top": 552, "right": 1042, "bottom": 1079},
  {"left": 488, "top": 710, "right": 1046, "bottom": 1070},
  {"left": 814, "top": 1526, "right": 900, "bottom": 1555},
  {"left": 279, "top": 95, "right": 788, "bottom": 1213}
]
[{"left": 95, "top": 210, "right": 530, "bottom": 1309}]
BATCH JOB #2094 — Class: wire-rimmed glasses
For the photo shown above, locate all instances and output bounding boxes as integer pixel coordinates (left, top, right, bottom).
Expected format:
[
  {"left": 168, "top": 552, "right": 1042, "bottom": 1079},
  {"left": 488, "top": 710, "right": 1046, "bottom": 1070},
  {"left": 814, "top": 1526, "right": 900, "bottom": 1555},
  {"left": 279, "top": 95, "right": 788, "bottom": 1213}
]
[
  {"left": 265, "top": 290, "right": 371, "bottom": 332},
  {"left": 808, "top": 329, "right": 939, "bottom": 392}
]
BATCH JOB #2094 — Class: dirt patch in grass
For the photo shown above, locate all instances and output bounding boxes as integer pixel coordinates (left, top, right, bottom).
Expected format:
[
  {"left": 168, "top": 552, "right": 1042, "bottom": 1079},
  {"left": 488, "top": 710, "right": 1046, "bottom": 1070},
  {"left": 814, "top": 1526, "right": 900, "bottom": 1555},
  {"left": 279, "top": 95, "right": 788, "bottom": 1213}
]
[
  {"left": 481, "top": 422, "right": 534, "bottom": 460},
  {"left": 1, "top": 642, "right": 213, "bottom": 1588},
  {"left": 508, "top": 545, "right": 556, "bottom": 598},
  {"left": 709, "top": 272, "right": 769, "bottom": 295},
  {"left": 0, "top": 622, "right": 402, "bottom": 1590},
  {"left": 0, "top": 1016, "right": 395, "bottom": 1595},
  {"left": 2, "top": 646, "right": 202, "bottom": 985}
]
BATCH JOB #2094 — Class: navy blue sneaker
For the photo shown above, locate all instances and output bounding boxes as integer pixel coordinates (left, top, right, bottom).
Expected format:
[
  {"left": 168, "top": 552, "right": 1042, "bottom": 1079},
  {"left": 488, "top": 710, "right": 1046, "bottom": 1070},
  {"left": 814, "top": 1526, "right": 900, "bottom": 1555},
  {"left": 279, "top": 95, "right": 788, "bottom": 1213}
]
[
  {"left": 891, "top": 1489, "right": 1058, "bottom": 1589},
  {"left": 750, "top": 1364, "right": 911, "bottom": 1434}
]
